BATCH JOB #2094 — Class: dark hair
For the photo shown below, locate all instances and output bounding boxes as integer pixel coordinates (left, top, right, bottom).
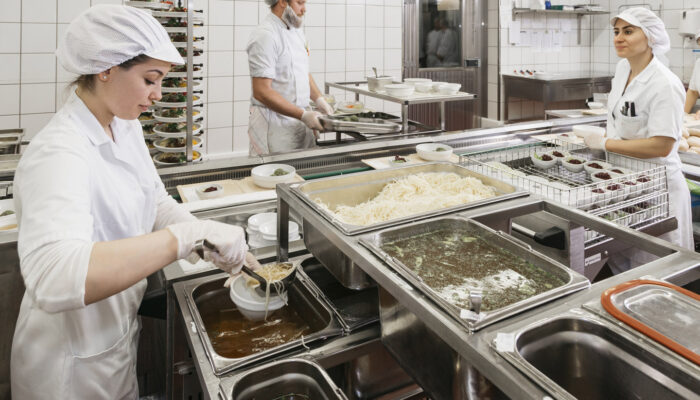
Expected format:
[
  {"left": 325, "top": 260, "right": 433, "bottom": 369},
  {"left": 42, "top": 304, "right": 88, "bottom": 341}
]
[{"left": 70, "top": 54, "right": 153, "bottom": 91}]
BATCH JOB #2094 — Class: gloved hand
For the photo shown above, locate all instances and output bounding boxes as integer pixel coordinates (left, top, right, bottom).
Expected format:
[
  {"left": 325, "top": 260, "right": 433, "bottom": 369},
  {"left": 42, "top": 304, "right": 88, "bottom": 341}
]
[
  {"left": 584, "top": 131, "right": 608, "bottom": 151},
  {"left": 167, "top": 220, "right": 247, "bottom": 274},
  {"left": 315, "top": 97, "right": 334, "bottom": 115},
  {"left": 301, "top": 110, "right": 323, "bottom": 131}
]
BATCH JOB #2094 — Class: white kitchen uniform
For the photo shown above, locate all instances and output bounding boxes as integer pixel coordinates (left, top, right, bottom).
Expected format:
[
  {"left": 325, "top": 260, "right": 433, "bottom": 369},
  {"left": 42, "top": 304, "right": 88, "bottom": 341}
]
[
  {"left": 246, "top": 13, "right": 315, "bottom": 156},
  {"left": 606, "top": 57, "right": 693, "bottom": 272},
  {"left": 11, "top": 91, "right": 167, "bottom": 399},
  {"left": 689, "top": 58, "right": 700, "bottom": 93}
]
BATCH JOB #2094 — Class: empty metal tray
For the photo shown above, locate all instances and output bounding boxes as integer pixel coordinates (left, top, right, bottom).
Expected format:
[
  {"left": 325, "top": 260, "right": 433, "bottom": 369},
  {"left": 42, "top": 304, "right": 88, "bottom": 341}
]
[
  {"left": 360, "top": 216, "right": 590, "bottom": 331},
  {"left": 320, "top": 115, "right": 401, "bottom": 134}
]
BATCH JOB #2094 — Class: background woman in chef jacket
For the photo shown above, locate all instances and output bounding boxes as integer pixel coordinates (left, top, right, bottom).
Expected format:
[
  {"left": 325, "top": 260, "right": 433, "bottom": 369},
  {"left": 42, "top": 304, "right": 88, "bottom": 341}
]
[
  {"left": 684, "top": 31, "right": 700, "bottom": 118},
  {"left": 584, "top": 8, "right": 693, "bottom": 273},
  {"left": 246, "top": 0, "right": 334, "bottom": 156},
  {"left": 10, "top": 5, "right": 258, "bottom": 399}
]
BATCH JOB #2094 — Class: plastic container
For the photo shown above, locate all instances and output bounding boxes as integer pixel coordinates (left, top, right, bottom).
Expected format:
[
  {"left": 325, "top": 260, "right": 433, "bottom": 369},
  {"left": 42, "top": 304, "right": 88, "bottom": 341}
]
[
  {"left": 229, "top": 275, "right": 287, "bottom": 321},
  {"left": 251, "top": 164, "right": 296, "bottom": 189},
  {"left": 416, "top": 143, "right": 453, "bottom": 161}
]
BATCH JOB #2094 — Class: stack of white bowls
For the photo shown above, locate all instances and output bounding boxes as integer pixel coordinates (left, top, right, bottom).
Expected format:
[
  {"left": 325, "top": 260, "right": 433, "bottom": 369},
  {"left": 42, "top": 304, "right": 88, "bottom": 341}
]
[{"left": 246, "top": 212, "right": 300, "bottom": 248}]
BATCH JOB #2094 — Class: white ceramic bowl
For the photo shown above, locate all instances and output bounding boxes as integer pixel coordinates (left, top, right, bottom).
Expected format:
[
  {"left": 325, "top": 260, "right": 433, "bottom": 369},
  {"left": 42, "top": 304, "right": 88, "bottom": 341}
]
[
  {"left": 530, "top": 153, "right": 557, "bottom": 169},
  {"left": 583, "top": 160, "right": 611, "bottom": 175},
  {"left": 621, "top": 179, "right": 641, "bottom": 198},
  {"left": 546, "top": 149, "right": 571, "bottom": 164},
  {"left": 403, "top": 78, "right": 432, "bottom": 86},
  {"left": 229, "top": 275, "right": 287, "bottom": 321},
  {"left": 196, "top": 183, "right": 223, "bottom": 199},
  {"left": 636, "top": 175, "right": 653, "bottom": 194},
  {"left": 247, "top": 212, "right": 277, "bottom": 233},
  {"left": 572, "top": 124, "right": 606, "bottom": 139},
  {"left": 251, "top": 164, "right": 296, "bottom": 189},
  {"left": 384, "top": 84, "right": 414, "bottom": 97},
  {"left": 415, "top": 82, "right": 433, "bottom": 93},
  {"left": 438, "top": 83, "right": 461, "bottom": 95},
  {"left": 432, "top": 81, "right": 448, "bottom": 91},
  {"left": 587, "top": 102, "right": 605, "bottom": 109},
  {"left": 604, "top": 182, "right": 629, "bottom": 202},
  {"left": 562, "top": 156, "right": 586, "bottom": 173},
  {"left": 258, "top": 220, "right": 300, "bottom": 241},
  {"left": 607, "top": 166, "right": 631, "bottom": 176},
  {"left": 591, "top": 170, "right": 616, "bottom": 182},
  {"left": 366, "top": 76, "right": 393, "bottom": 92},
  {"left": 416, "top": 143, "right": 453, "bottom": 161}
]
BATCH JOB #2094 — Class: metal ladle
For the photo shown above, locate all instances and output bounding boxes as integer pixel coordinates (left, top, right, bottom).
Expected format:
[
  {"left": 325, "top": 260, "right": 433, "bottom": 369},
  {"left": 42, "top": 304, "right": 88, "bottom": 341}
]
[{"left": 372, "top": 67, "right": 378, "bottom": 78}]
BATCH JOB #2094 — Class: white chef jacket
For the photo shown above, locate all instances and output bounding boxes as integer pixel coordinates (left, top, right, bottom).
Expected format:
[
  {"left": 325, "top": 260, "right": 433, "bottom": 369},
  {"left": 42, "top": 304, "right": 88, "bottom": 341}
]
[
  {"left": 246, "top": 13, "right": 315, "bottom": 156},
  {"left": 688, "top": 58, "right": 700, "bottom": 92},
  {"left": 11, "top": 91, "right": 171, "bottom": 399},
  {"left": 606, "top": 57, "right": 693, "bottom": 270}
]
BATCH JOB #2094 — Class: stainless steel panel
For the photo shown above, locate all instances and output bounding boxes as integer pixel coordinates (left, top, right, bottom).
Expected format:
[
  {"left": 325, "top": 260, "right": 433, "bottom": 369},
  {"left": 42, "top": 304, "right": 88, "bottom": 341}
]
[
  {"left": 360, "top": 216, "right": 590, "bottom": 331},
  {"left": 292, "top": 162, "right": 524, "bottom": 236},
  {"left": 219, "top": 358, "right": 347, "bottom": 400},
  {"left": 497, "top": 314, "right": 700, "bottom": 400},
  {"left": 181, "top": 272, "right": 343, "bottom": 375},
  {"left": 379, "top": 287, "right": 508, "bottom": 400},
  {"left": 320, "top": 115, "right": 402, "bottom": 135},
  {"left": 664, "top": 264, "right": 700, "bottom": 294}
]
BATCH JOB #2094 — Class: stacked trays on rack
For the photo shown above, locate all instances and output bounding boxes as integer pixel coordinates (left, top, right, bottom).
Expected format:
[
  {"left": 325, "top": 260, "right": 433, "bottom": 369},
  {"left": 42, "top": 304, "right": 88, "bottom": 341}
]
[
  {"left": 135, "top": 2, "right": 207, "bottom": 167},
  {"left": 460, "top": 139, "right": 669, "bottom": 245}
]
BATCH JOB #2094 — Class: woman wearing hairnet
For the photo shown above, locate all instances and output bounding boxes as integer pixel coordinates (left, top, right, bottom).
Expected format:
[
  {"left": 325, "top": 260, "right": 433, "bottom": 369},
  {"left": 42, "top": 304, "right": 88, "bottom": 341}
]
[
  {"left": 246, "top": 0, "right": 333, "bottom": 156},
  {"left": 584, "top": 7, "right": 693, "bottom": 273},
  {"left": 11, "top": 5, "right": 258, "bottom": 399},
  {"left": 684, "top": 31, "right": 700, "bottom": 118}
]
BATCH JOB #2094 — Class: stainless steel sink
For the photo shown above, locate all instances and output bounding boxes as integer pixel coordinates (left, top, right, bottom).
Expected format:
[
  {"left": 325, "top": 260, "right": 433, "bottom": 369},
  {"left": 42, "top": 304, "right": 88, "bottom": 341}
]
[
  {"left": 219, "top": 358, "right": 347, "bottom": 400},
  {"left": 497, "top": 314, "right": 700, "bottom": 400},
  {"left": 664, "top": 263, "right": 700, "bottom": 294}
]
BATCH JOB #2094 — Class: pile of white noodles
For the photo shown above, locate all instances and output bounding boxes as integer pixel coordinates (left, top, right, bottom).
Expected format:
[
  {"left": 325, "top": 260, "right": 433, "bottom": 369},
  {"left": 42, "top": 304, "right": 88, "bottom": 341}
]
[{"left": 317, "top": 172, "right": 497, "bottom": 226}]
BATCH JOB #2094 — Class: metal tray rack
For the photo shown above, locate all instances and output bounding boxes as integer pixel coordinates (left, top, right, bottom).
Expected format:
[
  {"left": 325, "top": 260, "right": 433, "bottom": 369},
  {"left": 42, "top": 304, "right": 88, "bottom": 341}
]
[{"left": 459, "top": 139, "right": 669, "bottom": 245}]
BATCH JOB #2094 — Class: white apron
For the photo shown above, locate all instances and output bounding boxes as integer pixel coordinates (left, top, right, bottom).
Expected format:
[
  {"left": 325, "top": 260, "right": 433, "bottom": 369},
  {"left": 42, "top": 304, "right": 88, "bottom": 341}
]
[
  {"left": 246, "top": 14, "right": 315, "bottom": 156},
  {"left": 11, "top": 92, "right": 158, "bottom": 399},
  {"left": 605, "top": 58, "right": 693, "bottom": 273}
]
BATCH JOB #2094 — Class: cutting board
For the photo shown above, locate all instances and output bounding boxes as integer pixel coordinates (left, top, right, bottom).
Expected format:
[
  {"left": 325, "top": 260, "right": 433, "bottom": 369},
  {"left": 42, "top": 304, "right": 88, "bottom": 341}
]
[
  {"left": 361, "top": 153, "right": 460, "bottom": 170},
  {"left": 176, "top": 174, "right": 304, "bottom": 203}
]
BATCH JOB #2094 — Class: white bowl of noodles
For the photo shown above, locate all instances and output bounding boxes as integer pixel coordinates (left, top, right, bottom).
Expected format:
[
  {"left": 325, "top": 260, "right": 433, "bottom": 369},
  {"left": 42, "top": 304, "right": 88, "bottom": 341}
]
[{"left": 229, "top": 274, "right": 287, "bottom": 321}]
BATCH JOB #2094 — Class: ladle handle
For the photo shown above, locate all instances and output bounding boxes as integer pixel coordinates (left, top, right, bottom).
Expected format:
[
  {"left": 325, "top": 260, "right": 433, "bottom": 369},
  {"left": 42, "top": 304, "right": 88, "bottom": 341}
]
[
  {"left": 241, "top": 265, "right": 268, "bottom": 289},
  {"left": 194, "top": 239, "right": 217, "bottom": 259},
  {"left": 372, "top": 67, "right": 378, "bottom": 78}
]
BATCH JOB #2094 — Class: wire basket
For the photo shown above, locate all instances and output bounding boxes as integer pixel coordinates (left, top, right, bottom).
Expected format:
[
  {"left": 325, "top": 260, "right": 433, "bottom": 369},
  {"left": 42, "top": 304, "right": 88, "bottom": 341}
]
[{"left": 459, "top": 139, "right": 669, "bottom": 245}]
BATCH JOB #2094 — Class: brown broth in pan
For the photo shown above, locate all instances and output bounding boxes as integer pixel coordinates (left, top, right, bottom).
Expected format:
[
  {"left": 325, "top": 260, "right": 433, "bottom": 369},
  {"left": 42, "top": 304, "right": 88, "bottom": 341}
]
[{"left": 381, "top": 229, "right": 566, "bottom": 311}]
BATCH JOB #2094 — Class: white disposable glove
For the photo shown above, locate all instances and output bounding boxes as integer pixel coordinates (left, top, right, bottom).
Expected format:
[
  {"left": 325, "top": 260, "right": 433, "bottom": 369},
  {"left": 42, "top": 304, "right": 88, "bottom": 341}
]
[
  {"left": 315, "top": 97, "right": 334, "bottom": 115},
  {"left": 584, "top": 131, "right": 608, "bottom": 151},
  {"left": 167, "top": 220, "right": 247, "bottom": 274},
  {"left": 301, "top": 110, "right": 324, "bottom": 131}
]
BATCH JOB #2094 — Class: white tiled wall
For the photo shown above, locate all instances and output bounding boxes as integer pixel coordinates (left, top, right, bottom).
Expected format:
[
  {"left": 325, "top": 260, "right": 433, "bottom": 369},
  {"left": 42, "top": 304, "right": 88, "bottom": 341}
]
[
  {"left": 0, "top": 0, "right": 402, "bottom": 157},
  {"left": 495, "top": 0, "right": 700, "bottom": 122}
]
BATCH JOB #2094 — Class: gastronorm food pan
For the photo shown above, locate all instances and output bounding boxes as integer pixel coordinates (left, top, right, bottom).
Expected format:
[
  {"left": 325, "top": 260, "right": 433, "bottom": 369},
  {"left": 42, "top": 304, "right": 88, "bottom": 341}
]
[
  {"left": 319, "top": 114, "right": 402, "bottom": 135},
  {"left": 182, "top": 272, "right": 343, "bottom": 375},
  {"left": 359, "top": 216, "right": 590, "bottom": 331},
  {"left": 218, "top": 358, "right": 348, "bottom": 400},
  {"left": 291, "top": 162, "right": 524, "bottom": 236}
]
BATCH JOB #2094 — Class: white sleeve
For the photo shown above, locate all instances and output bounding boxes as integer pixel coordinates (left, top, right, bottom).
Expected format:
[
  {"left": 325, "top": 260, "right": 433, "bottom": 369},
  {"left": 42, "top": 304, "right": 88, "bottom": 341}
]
[
  {"left": 15, "top": 138, "right": 94, "bottom": 312},
  {"left": 647, "top": 79, "right": 685, "bottom": 140},
  {"left": 689, "top": 59, "right": 700, "bottom": 92},
  {"left": 247, "top": 29, "right": 278, "bottom": 79},
  {"left": 152, "top": 187, "right": 197, "bottom": 231}
]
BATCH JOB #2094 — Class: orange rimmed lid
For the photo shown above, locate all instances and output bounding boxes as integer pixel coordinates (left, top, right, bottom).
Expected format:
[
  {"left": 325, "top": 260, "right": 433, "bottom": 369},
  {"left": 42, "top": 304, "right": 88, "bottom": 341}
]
[{"left": 601, "top": 279, "right": 700, "bottom": 366}]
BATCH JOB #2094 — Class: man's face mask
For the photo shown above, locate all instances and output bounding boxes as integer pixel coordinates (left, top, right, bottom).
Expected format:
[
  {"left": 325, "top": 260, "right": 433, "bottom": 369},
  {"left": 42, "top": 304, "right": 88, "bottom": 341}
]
[{"left": 283, "top": 4, "right": 303, "bottom": 28}]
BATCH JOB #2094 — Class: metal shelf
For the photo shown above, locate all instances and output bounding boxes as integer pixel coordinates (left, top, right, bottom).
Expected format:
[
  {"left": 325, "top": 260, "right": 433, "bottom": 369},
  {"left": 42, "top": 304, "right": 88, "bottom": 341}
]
[
  {"left": 510, "top": 8, "right": 610, "bottom": 45},
  {"left": 324, "top": 81, "right": 476, "bottom": 134}
]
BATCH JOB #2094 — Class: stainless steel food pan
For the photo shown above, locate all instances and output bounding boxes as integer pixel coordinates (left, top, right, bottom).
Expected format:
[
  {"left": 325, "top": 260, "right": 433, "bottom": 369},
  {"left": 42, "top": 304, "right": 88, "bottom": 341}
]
[
  {"left": 291, "top": 162, "right": 524, "bottom": 236},
  {"left": 182, "top": 272, "right": 343, "bottom": 375},
  {"left": 218, "top": 358, "right": 348, "bottom": 400},
  {"left": 360, "top": 216, "right": 590, "bottom": 331},
  {"left": 320, "top": 115, "right": 401, "bottom": 134}
]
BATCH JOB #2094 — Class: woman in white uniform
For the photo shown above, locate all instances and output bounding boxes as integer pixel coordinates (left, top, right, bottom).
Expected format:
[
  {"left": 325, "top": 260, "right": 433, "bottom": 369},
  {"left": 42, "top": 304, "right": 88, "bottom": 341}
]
[
  {"left": 684, "top": 31, "right": 700, "bottom": 118},
  {"left": 246, "top": 0, "right": 334, "bottom": 156},
  {"left": 584, "top": 8, "right": 694, "bottom": 273},
  {"left": 11, "top": 6, "right": 255, "bottom": 399}
]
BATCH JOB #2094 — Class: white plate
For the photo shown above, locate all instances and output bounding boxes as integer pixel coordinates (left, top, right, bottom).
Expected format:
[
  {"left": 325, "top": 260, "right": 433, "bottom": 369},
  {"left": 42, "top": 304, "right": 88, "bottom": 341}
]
[
  {"left": 166, "top": 69, "right": 204, "bottom": 78},
  {"left": 152, "top": 151, "right": 202, "bottom": 166},
  {"left": 153, "top": 123, "right": 202, "bottom": 138},
  {"left": 161, "top": 80, "right": 200, "bottom": 93},
  {"left": 337, "top": 102, "right": 364, "bottom": 114},
  {"left": 171, "top": 40, "right": 205, "bottom": 48},
  {"left": 154, "top": 109, "right": 203, "bottom": 123},
  {"left": 153, "top": 136, "right": 203, "bottom": 153},
  {"left": 153, "top": 96, "right": 202, "bottom": 108}
]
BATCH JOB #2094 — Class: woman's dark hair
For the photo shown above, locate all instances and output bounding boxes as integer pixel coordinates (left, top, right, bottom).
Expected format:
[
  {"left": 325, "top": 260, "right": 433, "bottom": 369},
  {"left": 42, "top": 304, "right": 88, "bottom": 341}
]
[{"left": 70, "top": 54, "right": 153, "bottom": 91}]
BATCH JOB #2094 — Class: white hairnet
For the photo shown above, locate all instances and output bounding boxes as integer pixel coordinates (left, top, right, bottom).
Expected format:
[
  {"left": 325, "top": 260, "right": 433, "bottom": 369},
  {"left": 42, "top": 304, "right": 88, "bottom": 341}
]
[
  {"left": 56, "top": 4, "right": 184, "bottom": 75},
  {"left": 610, "top": 7, "right": 670, "bottom": 58}
]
